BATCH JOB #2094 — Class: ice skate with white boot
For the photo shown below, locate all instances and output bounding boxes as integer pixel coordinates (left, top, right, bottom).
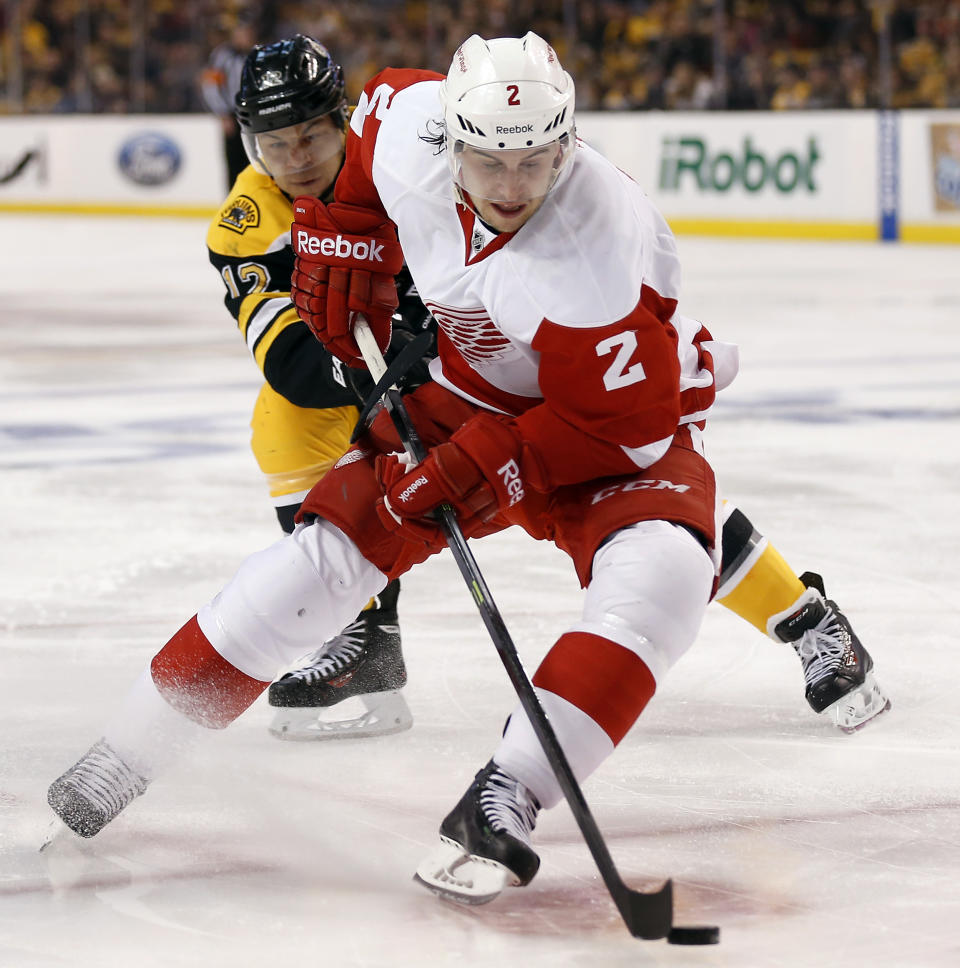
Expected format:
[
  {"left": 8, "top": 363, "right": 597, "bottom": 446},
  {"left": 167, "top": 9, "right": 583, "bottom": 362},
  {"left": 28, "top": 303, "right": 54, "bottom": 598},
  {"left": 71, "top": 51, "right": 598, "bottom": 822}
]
[
  {"left": 268, "top": 579, "right": 413, "bottom": 740},
  {"left": 414, "top": 760, "right": 541, "bottom": 905},
  {"left": 47, "top": 739, "right": 149, "bottom": 838},
  {"left": 769, "top": 572, "right": 891, "bottom": 732}
]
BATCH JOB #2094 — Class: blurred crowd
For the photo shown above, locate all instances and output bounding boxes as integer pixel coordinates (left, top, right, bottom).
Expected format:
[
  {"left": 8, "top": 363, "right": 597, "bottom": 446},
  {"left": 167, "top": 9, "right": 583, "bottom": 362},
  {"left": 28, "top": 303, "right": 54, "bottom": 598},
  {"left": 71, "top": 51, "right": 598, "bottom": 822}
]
[{"left": 2, "top": 0, "right": 959, "bottom": 114}]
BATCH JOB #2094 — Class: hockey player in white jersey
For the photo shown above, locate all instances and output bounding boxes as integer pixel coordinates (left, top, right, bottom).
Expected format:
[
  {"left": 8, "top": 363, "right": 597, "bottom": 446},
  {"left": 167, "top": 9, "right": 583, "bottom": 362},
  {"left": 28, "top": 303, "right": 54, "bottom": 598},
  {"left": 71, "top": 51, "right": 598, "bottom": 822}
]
[
  {"left": 47, "top": 33, "right": 887, "bottom": 906},
  {"left": 286, "top": 31, "right": 737, "bottom": 900}
]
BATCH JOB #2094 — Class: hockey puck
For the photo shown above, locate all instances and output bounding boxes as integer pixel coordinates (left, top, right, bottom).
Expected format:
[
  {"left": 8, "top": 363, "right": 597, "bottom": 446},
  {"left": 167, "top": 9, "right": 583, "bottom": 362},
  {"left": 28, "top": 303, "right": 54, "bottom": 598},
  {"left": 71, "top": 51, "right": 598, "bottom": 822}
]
[{"left": 667, "top": 925, "right": 720, "bottom": 945}]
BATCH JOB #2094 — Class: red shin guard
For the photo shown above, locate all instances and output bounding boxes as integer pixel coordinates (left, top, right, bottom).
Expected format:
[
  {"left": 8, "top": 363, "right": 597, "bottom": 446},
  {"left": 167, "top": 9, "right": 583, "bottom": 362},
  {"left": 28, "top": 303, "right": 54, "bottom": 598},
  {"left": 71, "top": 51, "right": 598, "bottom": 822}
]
[
  {"left": 532, "top": 631, "right": 657, "bottom": 745},
  {"left": 150, "top": 615, "right": 270, "bottom": 729}
]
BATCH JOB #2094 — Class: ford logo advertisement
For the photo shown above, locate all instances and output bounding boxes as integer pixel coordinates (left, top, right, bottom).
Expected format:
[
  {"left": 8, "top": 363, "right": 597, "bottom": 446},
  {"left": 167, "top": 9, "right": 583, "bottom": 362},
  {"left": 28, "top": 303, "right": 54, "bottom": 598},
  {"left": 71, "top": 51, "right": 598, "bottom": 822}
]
[{"left": 117, "top": 132, "right": 182, "bottom": 186}]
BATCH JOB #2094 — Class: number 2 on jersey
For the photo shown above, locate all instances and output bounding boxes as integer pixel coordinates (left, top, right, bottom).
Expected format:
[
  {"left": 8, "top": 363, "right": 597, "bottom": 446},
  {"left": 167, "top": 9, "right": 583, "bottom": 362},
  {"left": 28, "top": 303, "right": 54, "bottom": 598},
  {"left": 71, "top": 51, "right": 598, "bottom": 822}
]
[{"left": 595, "top": 331, "right": 647, "bottom": 391}]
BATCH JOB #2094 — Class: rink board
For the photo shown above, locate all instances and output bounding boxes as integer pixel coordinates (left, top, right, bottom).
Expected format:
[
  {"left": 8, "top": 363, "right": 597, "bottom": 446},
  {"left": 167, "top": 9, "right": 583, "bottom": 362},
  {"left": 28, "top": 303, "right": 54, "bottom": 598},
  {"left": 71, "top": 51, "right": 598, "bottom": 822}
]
[{"left": 1, "top": 110, "right": 958, "bottom": 241}]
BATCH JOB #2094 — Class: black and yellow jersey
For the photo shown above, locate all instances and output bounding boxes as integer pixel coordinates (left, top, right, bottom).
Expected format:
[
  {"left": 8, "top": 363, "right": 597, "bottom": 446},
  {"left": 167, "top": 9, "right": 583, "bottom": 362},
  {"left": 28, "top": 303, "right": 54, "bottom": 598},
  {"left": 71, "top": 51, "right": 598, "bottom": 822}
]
[{"left": 206, "top": 166, "right": 357, "bottom": 410}]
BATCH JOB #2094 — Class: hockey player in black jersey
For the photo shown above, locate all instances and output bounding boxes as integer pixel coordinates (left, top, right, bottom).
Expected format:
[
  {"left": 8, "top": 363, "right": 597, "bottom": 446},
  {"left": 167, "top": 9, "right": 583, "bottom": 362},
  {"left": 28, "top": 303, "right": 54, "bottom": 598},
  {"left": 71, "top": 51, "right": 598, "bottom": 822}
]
[{"left": 206, "top": 35, "right": 433, "bottom": 739}]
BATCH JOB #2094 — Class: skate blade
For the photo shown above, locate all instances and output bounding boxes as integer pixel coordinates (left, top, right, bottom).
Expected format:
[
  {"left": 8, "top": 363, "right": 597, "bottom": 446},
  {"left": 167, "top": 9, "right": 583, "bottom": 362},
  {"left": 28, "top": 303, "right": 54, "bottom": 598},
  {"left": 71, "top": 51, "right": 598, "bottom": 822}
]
[
  {"left": 269, "top": 690, "right": 413, "bottom": 741},
  {"left": 829, "top": 672, "right": 892, "bottom": 733},
  {"left": 413, "top": 839, "right": 513, "bottom": 906}
]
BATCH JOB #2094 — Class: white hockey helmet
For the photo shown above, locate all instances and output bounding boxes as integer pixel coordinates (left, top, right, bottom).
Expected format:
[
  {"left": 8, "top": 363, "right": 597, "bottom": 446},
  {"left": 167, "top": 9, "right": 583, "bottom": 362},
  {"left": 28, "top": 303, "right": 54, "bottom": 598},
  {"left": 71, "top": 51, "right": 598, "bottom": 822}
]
[{"left": 439, "top": 33, "right": 576, "bottom": 206}]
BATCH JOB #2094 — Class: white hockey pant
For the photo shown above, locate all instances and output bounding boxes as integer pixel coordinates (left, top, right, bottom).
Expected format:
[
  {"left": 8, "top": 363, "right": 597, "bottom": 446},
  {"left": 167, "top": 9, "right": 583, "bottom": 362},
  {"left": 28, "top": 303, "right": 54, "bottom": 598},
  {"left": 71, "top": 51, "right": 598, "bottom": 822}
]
[
  {"left": 196, "top": 519, "right": 388, "bottom": 682},
  {"left": 493, "top": 520, "right": 714, "bottom": 809}
]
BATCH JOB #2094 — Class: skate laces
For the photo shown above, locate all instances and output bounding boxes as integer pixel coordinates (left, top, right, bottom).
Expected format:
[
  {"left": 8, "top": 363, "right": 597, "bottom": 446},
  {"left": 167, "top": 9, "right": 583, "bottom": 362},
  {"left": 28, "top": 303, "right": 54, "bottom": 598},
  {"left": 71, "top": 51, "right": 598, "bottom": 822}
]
[
  {"left": 479, "top": 767, "right": 540, "bottom": 845},
  {"left": 795, "top": 603, "right": 853, "bottom": 686},
  {"left": 61, "top": 740, "right": 148, "bottom": 817},
  {"left": 290, "top": 621, "right": 366, "bottom": 684}
]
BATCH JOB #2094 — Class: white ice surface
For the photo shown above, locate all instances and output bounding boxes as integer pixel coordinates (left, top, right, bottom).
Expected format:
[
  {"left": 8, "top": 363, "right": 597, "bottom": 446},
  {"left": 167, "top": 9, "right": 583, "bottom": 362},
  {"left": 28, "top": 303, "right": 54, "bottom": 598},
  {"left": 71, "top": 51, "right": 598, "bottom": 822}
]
[{"left": 1, "top": 216, "right": 958, "bottom": 967}]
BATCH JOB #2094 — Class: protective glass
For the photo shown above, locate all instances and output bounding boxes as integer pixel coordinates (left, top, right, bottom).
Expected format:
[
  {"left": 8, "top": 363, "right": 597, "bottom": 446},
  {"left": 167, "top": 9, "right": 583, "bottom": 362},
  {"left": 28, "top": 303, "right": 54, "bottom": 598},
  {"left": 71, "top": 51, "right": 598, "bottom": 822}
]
[
  {"left": 449, "top": 134, "right": 574, "bottom": 204},
  {"left": 242, "top": 117, "right": 344, "bottom": 179}
]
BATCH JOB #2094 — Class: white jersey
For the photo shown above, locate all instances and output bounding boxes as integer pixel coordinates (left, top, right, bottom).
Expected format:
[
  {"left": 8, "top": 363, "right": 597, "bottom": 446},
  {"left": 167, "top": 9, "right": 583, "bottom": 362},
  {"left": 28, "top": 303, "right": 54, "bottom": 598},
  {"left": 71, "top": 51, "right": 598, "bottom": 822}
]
[{"left": 339, "top": 68, "right": 736, "bottom": 489}]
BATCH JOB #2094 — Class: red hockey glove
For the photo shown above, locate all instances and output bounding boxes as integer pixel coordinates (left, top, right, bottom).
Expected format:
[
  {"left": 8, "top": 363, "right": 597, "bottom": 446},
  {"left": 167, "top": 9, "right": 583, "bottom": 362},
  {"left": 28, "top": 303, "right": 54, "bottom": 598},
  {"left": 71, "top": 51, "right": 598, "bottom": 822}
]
[
  {"left": 291, "top": 196, "right": 404, "bottom": 367},
  {"left": 375, "top": 413, "right": 527, "bottom": 543}
]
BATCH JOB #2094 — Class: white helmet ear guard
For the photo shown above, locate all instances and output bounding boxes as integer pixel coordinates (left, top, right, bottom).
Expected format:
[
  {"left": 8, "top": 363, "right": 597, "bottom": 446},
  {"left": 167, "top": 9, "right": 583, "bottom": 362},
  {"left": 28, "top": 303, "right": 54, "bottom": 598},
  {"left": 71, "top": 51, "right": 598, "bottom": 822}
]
[{"left": 439, "top": 32, "right": 576, "bottom": 151}]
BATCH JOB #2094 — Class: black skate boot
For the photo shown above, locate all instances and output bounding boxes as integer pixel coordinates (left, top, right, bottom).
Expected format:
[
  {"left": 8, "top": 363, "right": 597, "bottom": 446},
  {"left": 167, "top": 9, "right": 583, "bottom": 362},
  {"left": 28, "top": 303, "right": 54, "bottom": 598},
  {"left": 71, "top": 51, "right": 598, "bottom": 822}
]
[
  {"left": 268, "top": 579, "right": 412, "bottom": 740},
  {"left": 47, "top": 739, "right": 149, "bottom": 838},
  {"left": 769, "top": 572, "right": 891, "bottom": 731},
  {"left": 414, "top": 760, "right": 541, "bottom": 905}
]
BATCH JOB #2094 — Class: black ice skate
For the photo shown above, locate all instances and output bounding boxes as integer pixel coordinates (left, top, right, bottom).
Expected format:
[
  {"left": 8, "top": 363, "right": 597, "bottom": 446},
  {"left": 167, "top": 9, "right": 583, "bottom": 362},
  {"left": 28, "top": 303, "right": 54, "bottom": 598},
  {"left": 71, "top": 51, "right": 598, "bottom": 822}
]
[
  {"left": 268, "top": 579, "right": 412, "bottom": 740},
  {"left": 769, "top": 572, "right": 891, "bottom": 732},
  {"left": 47, "top": 739, "right": 149, "bottom": 838},
  {"left": 414, "top": 760, "right": 541, "bottom": 905}
]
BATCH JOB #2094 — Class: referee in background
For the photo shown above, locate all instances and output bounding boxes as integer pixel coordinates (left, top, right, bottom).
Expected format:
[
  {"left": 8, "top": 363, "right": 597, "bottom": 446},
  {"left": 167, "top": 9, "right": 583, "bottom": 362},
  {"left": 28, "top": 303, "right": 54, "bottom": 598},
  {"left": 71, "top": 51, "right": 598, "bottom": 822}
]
[{"left": 201, "top": 10, "right": 258, "bottom": 190}]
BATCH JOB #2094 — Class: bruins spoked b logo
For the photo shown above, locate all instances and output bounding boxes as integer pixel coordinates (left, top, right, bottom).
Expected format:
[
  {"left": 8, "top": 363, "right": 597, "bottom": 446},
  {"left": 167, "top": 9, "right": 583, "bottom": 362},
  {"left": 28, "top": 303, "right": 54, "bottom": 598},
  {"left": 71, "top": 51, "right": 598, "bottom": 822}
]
[{"left": 218, "top": 195, "right": 260, "bottom": 233}]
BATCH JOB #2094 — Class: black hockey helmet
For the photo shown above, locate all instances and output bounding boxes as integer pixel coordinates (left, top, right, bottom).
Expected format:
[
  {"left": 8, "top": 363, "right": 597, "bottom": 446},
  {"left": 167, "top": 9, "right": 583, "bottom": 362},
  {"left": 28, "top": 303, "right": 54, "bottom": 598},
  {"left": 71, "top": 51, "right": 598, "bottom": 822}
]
[{"left": 235, "top": 34, "right": 347, "bottom": 134}]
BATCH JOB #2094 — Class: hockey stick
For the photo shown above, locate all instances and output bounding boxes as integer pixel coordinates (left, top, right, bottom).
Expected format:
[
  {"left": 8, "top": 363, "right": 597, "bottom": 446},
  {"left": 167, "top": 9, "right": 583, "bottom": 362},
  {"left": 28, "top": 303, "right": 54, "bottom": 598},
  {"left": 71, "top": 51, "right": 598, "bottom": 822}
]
[
  {"left": 349, "top": 329, "right": 434, "bottom": 444},
  {"left": 352, "top": 316, "right": 674, "bottom": 940}
]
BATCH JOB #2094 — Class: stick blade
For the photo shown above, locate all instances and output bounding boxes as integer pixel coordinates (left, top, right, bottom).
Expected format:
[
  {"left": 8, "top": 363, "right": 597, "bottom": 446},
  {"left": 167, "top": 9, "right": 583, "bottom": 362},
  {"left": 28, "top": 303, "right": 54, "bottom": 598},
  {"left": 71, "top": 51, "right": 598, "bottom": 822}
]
[{"left": 616, "top": 877, "right": 674, "bottom": 940}]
